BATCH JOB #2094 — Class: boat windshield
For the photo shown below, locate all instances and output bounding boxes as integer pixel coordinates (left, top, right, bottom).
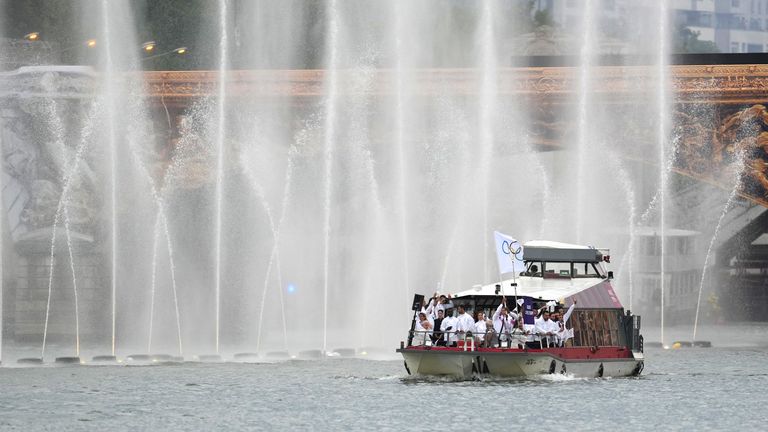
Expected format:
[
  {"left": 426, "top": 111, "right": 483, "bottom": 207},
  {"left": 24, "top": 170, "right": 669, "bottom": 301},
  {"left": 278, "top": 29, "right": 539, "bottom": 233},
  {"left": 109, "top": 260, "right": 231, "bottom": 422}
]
[
  {"left": 543, "top": 262, "right": 571, "bottom": 278},
  {"left": 524, "top": 261, "right": 605, "bottom": 278},
  {"left": 574, "top": 262, "right": 603, "bottom": 278}
]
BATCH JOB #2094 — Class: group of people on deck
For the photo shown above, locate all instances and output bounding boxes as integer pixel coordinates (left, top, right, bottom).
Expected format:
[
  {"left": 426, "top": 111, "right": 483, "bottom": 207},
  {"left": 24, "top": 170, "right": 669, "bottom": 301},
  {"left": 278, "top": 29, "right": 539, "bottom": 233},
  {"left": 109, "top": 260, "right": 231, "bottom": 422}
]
[{"left": 413, "top": 293, "right": 577, "bottom": 349}]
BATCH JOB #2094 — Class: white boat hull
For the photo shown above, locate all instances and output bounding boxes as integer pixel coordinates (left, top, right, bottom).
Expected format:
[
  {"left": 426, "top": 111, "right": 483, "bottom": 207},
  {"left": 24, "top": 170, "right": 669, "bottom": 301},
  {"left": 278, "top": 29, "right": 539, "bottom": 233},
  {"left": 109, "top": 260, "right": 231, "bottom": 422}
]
[{"left": 399, "top": 348, "right": 644, "bottom": 379}]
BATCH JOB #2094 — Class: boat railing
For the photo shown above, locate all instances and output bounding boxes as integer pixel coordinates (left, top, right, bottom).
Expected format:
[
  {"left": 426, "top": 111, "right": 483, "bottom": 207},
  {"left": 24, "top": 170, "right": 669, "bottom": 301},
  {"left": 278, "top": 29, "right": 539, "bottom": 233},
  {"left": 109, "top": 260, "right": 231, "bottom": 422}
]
[{"left": 406, "top": 329, "right": 567, "bottom": 351}]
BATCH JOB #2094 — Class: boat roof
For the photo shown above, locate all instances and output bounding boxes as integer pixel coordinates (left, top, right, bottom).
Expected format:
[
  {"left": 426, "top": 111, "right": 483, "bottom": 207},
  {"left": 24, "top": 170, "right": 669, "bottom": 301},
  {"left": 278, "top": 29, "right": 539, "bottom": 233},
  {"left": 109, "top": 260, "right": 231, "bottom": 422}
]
[
  {"left": 448, "top": 239, "right": 623, "bottom": 308},
  {"left": 454, "top": 275, "right": 598, "bottom": 301},
  {"left": 452, "top": 276, "right": 623, "bottom": 309},
  {"left": 524, "top": 240, "right": 593, "bottom": 249},
  {"left": 523, "top": 240, "right": 604, "bottom": 263}
]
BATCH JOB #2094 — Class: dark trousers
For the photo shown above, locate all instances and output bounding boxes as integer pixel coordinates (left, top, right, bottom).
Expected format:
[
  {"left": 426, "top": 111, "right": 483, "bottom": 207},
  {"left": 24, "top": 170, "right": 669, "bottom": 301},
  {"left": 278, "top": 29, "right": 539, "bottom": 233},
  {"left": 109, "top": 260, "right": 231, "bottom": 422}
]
[{"left": 433, "top": 334, "right": 446, "bottom": 346}]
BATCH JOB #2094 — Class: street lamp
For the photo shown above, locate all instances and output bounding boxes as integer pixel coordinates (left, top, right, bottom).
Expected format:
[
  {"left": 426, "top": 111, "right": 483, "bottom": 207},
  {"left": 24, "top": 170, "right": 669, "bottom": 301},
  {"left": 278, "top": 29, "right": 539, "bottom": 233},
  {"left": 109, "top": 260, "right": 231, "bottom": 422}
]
[
  {"left": 141, "top": 46, "right": 189, "bottom": 62},
  {"left": 142, "top": 41, "right": 156, "bottom": 52},
  {"left": 24, "top": 32, "right": 40, "bottom": 41},
  {"left": 33, "top": 38, "right": 99, "bottom": 62},
  {"left": 58, "top": 38, "right": 98, "bottom": 53}
]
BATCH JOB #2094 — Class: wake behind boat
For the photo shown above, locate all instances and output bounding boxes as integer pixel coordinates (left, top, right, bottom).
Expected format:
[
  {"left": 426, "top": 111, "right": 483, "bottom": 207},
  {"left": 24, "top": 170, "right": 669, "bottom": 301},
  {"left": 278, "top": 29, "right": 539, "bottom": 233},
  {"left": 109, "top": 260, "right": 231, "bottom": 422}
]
[{"left": 397, "top": 239, "right": 644, "bottom": 379}]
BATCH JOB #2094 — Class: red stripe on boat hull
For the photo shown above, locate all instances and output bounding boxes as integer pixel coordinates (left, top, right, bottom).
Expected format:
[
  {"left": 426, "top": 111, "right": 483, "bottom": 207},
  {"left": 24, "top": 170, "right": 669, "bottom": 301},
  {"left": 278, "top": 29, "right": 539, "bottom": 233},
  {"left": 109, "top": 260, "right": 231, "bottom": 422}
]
[{"left": 400, "top": 345, "right": 634, "bottom": 360}]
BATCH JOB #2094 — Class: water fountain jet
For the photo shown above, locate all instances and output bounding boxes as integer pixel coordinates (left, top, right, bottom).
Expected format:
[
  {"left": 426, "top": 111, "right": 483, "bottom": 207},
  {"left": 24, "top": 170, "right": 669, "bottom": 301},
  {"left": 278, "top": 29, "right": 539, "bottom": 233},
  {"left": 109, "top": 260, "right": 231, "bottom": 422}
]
[
  {"left": 321, "top": 0, "right": 341, "bottom": 355},
  {"left": 212, "top": 0, "right": 231, "bottom": 356},
  {"left": 656, "top": 0, "right": 671, "bottom": 346}
]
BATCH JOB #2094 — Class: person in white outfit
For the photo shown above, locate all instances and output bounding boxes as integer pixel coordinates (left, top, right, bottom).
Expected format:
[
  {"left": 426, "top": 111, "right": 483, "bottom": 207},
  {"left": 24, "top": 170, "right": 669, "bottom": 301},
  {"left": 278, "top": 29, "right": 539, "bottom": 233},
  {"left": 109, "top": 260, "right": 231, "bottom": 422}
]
[
  {"left": 535, "top": 310, "right": 558, "bottom": 347},
  {"left": 455, "top": 305, "right": 475, "bottom": 343},
  {"left": 492, "top": 298, "right": 517, "bottom": 347},
  {"left": 557, "top": 300, "right": 577, "bottom": 346},
  {"left": 440, "top": 309, "right": 458, "bottom": 346},
  {"left": 413, "top": 311, "right": 434, "bottom": 345},
  {"left": 426, "top": 293, "right": 454, "bottom": 320},
  {"left": 473, "top": 311, "right": 487, "bottom": 346}
]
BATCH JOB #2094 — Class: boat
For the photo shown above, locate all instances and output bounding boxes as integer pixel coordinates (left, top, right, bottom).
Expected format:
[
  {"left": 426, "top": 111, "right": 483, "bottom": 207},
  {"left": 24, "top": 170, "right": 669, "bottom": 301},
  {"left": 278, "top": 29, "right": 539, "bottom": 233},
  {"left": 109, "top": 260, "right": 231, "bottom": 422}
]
[{"left": 397, "top": 240, "right": 644, "bottom": 379}]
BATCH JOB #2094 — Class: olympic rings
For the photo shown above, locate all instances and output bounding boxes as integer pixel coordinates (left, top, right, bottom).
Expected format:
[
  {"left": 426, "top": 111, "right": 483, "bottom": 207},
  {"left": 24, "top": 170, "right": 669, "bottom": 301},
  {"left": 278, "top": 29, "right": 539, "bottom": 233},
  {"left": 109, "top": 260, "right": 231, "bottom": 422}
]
[{"left": 501, "top": 240, "right": 523, "bottom": 259}]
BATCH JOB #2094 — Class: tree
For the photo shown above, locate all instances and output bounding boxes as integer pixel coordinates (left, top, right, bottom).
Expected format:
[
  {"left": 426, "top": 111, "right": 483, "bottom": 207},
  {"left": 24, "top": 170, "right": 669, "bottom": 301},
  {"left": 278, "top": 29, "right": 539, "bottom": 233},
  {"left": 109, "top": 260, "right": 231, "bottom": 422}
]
[
  {"left": 135, "top": 0, "right": 213, "bottom": 71},
  {"left": 673, "top": 24, "right": 719, "bottom": 53},
  {"left": 1, "top": 0, "right": 78, "bottom": 63},
  {"left": 533, "top": 8, "right": 555, "bottom": 29}
]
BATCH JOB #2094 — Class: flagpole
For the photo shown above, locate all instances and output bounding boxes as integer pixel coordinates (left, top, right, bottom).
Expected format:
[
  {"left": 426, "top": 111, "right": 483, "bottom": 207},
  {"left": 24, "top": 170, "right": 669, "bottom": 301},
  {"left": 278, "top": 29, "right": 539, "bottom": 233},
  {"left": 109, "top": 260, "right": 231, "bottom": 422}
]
[
  {"left": 494, "top": 231, "right": 523, "bottom": 310},
  {"left": 509, "top": 253, "right": 519, "bottom": 309},
  {"left": 508, "top": 242, "right": 520, "bottom": 312},
  {"left": 512, "top": 258, "right": 518, "bottom": 311}
]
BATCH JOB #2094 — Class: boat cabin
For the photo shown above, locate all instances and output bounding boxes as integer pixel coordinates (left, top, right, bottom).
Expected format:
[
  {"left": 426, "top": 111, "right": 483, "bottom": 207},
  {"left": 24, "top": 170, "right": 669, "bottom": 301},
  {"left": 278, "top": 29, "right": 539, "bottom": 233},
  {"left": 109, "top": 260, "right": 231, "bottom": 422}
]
[{"left": 520, "top": 242, "right": 610, "bottom": 279}]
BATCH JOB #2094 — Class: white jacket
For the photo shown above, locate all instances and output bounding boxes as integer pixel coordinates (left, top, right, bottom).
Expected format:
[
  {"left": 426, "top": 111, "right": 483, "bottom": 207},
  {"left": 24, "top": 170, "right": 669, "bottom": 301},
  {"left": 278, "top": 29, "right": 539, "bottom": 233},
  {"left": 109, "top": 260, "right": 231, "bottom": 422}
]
[
  {"left": 492, "top": 303, "right": 516, "bottom": 335},
  {"left": 473, "top": 319, "right": 487, "bottom": 337},
  {"left": 456, "top": 312, "right": 475, "bottom": 337},
  {"left": 440, "top": 316, "right": 458, "bottom": 343}
]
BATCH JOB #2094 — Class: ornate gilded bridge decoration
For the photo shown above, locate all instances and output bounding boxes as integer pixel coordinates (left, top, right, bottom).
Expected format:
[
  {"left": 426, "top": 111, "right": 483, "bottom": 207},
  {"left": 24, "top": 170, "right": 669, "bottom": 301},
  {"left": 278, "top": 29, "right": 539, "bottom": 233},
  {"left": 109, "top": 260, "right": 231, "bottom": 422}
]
[
  {"left": 675, "top": 103, "right": 768, "bottom": 208},
  {"left": 143, "top": 64, "right": 768, "bottom": 208}
]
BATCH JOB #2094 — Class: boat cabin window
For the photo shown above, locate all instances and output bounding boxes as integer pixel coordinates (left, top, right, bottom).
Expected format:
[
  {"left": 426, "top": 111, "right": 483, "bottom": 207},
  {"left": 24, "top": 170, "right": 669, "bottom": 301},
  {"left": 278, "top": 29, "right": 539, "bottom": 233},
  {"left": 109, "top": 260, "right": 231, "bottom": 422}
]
[
  {"left": 523, "top": 261, "right": 605, "bottom": 278},
  {"left": 523, "top": 262, "right": 542, "bottom": 276},
  {"left": 574, "top": 262, "right": 603, "bottom": 278},
  {"left": 543, "top": 262, "right": 571, "bottom": 278}
]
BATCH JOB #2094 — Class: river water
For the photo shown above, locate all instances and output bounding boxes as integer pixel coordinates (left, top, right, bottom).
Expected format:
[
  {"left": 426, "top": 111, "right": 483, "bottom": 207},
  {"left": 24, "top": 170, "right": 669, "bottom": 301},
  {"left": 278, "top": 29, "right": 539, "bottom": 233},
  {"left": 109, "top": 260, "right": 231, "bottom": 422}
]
[{"left": 1, "top": 328, "right": 766, "bottom": 431}]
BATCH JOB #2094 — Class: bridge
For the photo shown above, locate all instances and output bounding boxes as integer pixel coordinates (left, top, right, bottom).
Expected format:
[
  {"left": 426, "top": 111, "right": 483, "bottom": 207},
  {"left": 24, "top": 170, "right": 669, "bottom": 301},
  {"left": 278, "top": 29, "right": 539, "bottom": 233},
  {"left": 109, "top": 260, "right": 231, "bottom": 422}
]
[
  {"left": 141, "top": 63, "right": 768, "bottom": 320},
  {"left": 144, "top": 64, "right": 768, "bottom": 206}
]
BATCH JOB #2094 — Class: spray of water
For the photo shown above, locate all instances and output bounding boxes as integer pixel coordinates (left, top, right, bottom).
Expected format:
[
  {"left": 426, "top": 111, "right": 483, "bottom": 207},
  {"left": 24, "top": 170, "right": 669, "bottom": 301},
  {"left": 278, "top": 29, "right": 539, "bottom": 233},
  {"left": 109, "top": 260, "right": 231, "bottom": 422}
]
[
  {"left": 0, "top": 145, "right": 2, "bottom": 363},
  {"left": 657, "top": 1, "right": 670, "bottom": 345},
  {"left": 147, "top": 215, "right": 160, "bottom": 353},
  {"left": 239, "top": 153, "right": 289, "bottom": 352},
  {"left": 536, "top": 166, "right": 554, "bottom": 239},
  {"left": 256, "top": 151, "right": 296, "bottom": 352},
  {"left": 605, "top": 149, "right": 637, "bottom": 310},
  {"left": 477, "top": 0, "right": 497, "bottom": 281},
  {"left": 41, "top": 101, "right": 99, "bottom": 358},
  {"left": 439, "top": 223, "right": 460, "bottom": 291},
  {"left": 574, "top": 0, "right": 596, "bottom": 244},
  {"left": 212, "top": 0, "right": 230, "bottom": 355},
  {"left": 161, "top": 207, "right": 183, "bottom": 356},
  {"left": 99, "top": 0, "right": 121, "bottom": 358},
  {"left": 124, "top": 129, "right": 184, "bottom": 356},
  {"left": 346, "top": 64, "right": 389, "bottom": 347},
  {"left": 146, "top": 205, "right": 183, "bottom": 356},
  {"left": 322, "top": 0, "right": 340, "bottom": 353},
  {"left": 693, "top": 151, "right": 748, "bottom": 340},
  {"left": 62, "top": 207, "right": 81, "bottom": 356},
  {"left": 636, "top": 143, "right": 681, "bottom": 237},
  {"left": 48, "top": 99, "right": 83, "bottom": 357},
  {"left": 133, "top": 190, "right": 183, "bottom": 356},
  {"left": 150, "top": 95, "right": 178, "bottom": 354},
  {"left": 144, "top": 115, "right": 204, "bottom": 356},
  {"left": 504, "top": 131, "right": 551, "bottom": 239},
  {"left": 392, "top": 0, "right": 411, "bottom": 316},
  {"left": 5, "top": 2, "right": 700, "bottom": 358}
]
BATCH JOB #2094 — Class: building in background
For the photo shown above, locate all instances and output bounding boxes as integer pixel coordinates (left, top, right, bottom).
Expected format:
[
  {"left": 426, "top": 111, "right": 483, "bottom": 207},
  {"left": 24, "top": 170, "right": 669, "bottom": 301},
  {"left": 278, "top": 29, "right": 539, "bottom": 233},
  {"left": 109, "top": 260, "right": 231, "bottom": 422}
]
[
  {"left": 673, "top": 0, "right": 768, "bottom": 53},
  {"left": 533, "top": 0, "right": 768, "bottom": 53}
]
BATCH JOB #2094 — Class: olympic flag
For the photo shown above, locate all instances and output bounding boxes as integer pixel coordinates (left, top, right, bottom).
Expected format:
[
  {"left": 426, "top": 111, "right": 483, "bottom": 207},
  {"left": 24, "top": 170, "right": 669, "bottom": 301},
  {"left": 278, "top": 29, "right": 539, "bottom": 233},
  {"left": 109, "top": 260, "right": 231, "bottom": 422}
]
[{"left": 493, "top": 231, "right": 524, "bottom": 276}]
